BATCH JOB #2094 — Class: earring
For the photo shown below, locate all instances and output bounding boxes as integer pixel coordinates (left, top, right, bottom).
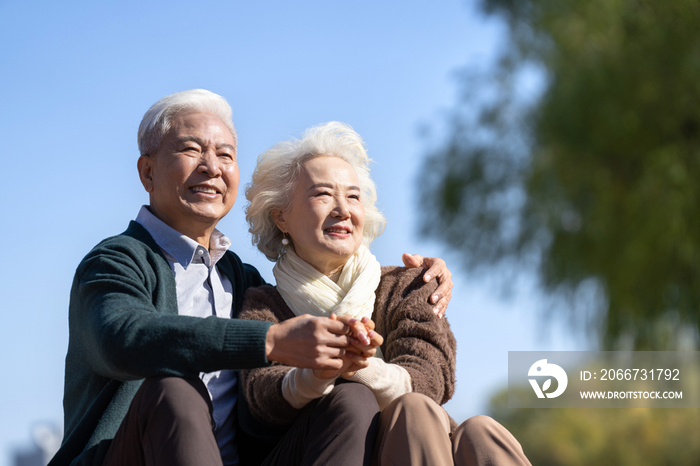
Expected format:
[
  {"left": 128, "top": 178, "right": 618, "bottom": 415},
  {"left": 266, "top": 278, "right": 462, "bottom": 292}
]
[{"left": 281, "top": 234, "right": 289, "bottom": 246}]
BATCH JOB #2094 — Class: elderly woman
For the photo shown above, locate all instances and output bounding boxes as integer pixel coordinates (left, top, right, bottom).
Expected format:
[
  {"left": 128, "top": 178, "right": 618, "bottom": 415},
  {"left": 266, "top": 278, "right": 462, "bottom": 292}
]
[{"left": 239, "top": 122, "right": 531, "bottom": 466}]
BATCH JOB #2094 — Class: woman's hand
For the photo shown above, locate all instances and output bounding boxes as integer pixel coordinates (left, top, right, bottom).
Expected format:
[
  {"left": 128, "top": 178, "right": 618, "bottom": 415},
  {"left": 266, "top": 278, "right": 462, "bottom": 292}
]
[
  {"left": 333, "top": 315, "right": 383, "bottom": 378},
  {"left": 337, "top": 351, "right": 371, "bottom": 379},
  {"left": 402, "top": 253, "right": 453, "bottom": 318},
  {"left": 352, "top": 316, "right": 384, "bottom": 351},
  {"left": 313, "top": 350, "right": 368, "bottom": 380},
  {"left": 312, "top": 314, "right": 382, "bottom": 380},
  {"left": 332, "top": 315, "right": 383, "bottom": 354}
]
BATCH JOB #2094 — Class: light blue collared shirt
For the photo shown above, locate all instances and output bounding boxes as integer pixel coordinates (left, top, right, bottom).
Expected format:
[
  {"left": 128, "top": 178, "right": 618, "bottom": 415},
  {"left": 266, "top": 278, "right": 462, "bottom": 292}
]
[{"left": 135, "top": 206, "right": 239, "bottom": 465}]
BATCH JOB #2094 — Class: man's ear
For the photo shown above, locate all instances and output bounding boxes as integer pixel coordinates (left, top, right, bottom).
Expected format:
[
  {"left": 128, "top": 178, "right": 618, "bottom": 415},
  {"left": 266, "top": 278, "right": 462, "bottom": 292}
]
[
  {"left": 272, "top": 209, "right": 287, "bottom": 232},
  {"left": 137, "top": 155, "right": 154, "bottom": 193}
]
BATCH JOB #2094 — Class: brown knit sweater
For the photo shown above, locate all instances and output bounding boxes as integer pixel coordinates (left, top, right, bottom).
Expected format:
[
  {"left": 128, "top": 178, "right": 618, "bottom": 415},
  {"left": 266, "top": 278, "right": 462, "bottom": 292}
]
[{"left": 239, "top": 266, "right": 458, "bottom": 431}]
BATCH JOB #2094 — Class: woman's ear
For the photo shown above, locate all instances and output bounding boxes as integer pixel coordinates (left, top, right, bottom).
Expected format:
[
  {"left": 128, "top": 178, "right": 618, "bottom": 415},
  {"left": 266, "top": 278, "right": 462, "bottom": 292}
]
[{"left": 272, "top": 209, "right": 287, "bottom": 232}]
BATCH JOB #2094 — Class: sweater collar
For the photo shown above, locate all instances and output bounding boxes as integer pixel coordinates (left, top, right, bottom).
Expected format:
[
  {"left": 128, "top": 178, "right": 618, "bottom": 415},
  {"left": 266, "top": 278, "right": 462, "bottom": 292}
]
[{"left": 134, "top": 205, "right": 231, "bottom": 269}]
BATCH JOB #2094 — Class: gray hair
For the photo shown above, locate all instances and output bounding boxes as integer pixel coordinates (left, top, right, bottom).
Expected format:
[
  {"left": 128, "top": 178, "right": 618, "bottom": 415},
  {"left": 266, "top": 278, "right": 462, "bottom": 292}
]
[
  {"left": 246, "top": 121, "right": 387, "bottom": 262},
  {"left": 137, "top": 89, "right": 237, "bottom": 157}
]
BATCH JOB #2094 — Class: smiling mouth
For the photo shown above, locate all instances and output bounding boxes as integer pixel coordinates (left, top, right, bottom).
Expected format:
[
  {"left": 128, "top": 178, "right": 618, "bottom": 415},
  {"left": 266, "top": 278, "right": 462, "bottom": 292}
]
[
  {"left": 191, "top": 186, "right": 220, "bottom": 195},
  {"left": 325, "top": 227, "right": 351, "bottom": 235}
]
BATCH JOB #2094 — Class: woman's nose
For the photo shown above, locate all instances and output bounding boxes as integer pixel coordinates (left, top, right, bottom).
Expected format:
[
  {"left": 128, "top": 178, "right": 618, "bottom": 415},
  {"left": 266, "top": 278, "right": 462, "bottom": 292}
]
[{"left": 332, "top": 198, "right": 351, "bottom": 218}]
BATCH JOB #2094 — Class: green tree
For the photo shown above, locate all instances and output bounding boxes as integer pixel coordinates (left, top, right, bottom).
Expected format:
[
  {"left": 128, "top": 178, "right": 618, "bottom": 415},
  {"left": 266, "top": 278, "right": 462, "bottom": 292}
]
[
  {"left": 421, "top": 0, "right": 700, "bottom": 348},
  {"left": 490, "top": 389, "right": 700, "bottom": 466}
]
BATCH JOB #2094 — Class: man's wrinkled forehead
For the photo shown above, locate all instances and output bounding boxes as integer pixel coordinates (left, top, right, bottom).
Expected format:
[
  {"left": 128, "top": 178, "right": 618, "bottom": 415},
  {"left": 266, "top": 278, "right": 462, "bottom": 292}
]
[
  {"left": 162, "top": 110, "right": 237, "bottom": 151},
  {"left": 173, "top": 134, "right": 237, "bottom": 154}
]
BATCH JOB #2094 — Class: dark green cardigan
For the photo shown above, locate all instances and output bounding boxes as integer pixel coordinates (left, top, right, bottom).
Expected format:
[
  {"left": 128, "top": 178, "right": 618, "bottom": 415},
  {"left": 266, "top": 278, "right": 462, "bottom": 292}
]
[{"left": 50, "top": 222, "right": 272, "bottom": 466}]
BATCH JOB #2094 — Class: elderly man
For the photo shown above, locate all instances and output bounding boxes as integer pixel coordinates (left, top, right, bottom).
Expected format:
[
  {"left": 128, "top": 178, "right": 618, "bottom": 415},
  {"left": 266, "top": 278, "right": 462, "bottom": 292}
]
[{"left": 50, "top": 89, "right": 453, "bottom": 466}]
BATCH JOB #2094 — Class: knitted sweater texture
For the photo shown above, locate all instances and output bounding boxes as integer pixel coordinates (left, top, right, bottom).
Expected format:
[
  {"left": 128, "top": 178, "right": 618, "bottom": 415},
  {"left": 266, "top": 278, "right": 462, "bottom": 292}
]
[
  {"left": 239, "top": 266, "right": 458, "bottom": 433},
  {"left": 50, "top": 222, "right": 271, "bottom": 466}
]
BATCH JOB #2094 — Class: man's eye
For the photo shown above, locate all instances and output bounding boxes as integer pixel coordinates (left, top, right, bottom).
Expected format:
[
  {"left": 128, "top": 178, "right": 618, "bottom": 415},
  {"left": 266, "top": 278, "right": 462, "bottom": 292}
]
[{"left": 349, "top": 194, "right": 360, "bottom": 200}]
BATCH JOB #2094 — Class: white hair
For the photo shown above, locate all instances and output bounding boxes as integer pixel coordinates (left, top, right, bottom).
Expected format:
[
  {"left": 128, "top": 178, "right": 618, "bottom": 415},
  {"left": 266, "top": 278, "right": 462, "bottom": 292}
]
[
  {"left": 137, "top": 89, "right": 237, "bottom": 157},
  {"left": 246, "top": 121, "right": 387, "bottom": 261}
]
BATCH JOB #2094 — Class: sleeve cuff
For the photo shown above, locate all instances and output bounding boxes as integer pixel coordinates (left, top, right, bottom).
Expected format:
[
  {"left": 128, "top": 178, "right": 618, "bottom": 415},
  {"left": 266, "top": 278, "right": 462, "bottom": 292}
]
[
  {"left": 346, "top": 358, "right": 412, "bottom": 409},
  {"left": 282, "top": 368, "right": 336, "bottom": 409},
  {"left": 222, "top": 319, "right": 273, "bottom": 369}
]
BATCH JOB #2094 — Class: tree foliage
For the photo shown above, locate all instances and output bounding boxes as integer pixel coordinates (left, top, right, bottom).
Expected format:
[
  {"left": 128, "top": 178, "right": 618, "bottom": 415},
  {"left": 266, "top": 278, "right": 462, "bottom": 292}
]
[
  {"left": 421, "top": 0, "right": 700, "bottom": 348},
  {"left": 489, "top": 389, "right": 700, "bottom": 465}
]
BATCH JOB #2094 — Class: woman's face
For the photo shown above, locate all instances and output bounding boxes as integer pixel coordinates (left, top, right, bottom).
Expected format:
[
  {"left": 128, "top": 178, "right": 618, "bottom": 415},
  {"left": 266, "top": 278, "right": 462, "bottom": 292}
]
[{"left": 275, "top": 156, "right": 365, "bottom": 275}]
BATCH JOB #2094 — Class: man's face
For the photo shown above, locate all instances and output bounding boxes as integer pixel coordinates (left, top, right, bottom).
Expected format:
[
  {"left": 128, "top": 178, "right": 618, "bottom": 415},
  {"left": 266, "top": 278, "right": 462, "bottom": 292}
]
[{"left": 137, "top": 112, "right": 239, "bottom": 242}]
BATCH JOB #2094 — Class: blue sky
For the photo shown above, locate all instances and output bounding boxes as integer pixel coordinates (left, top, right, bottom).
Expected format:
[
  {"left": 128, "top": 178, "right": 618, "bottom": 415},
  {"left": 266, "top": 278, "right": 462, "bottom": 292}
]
[{"left": 0, "top": 1, "right": 586, "bottom": 463}]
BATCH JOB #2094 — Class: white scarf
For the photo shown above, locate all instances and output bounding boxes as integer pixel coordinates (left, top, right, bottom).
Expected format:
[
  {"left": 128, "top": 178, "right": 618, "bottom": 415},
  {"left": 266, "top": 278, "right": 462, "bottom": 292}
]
[{"left": 273, "top": 244, "right": 382, "bottom": 319}]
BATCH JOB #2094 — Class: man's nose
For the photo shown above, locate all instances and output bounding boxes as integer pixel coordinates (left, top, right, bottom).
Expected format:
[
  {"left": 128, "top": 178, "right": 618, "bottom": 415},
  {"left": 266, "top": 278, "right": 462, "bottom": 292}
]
[{"left": 197, "top": 150, "right": 222, "bottom": 177}]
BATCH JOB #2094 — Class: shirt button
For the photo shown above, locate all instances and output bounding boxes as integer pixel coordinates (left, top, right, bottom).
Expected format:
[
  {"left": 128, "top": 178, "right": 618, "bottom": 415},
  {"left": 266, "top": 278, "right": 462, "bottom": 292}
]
[{"left": 197, "top": 249, "right": 204, "bottom": 255}]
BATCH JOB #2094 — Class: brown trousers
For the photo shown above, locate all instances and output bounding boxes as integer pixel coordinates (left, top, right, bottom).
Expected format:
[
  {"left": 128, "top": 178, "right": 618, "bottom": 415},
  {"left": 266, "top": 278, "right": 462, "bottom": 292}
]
[
  {"left": 101, "top": 377, "right": 380, "bottom": 466},
  {"left": 102, "top": 377, "right": 223, "bottom": 466},
  {"left": 374, "top": 393, "right": 532, "bottom": 466},
  {"left": 261, "top": 382, "right": 380, "bottom": 466}
]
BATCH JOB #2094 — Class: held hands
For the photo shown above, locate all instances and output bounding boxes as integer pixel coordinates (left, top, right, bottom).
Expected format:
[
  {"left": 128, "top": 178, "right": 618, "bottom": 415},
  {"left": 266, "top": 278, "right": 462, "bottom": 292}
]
[
  {"left": 340, "top": 315, "right": 383, "bottom": 357},
  {"left": 266, "top": 314, "right": 352, "bottom": 370},
  {"left": 313, "top": 315, "right": 383, "bottom": 380},
  {"left": 331, "top": 315, "right": 383, "bottom": 379},
  {"left": 265, "top": 313, "right": 381, "bottom": 375},
  {"left": 402, "top": 253, "right": 453, "bottom": 318}
]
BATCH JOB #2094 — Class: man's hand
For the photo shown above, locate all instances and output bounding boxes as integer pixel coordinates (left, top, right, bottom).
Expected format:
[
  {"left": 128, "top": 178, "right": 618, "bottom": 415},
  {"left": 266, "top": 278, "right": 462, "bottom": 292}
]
[
  {"left": 311, "top": 314, "right": 378, "bottom": 379},
  {"left": 402, "top": 253, "right": 453, "bottom": 318},
  {"left": 266, "top": 314, "right": 351, "bottom": 370}
]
